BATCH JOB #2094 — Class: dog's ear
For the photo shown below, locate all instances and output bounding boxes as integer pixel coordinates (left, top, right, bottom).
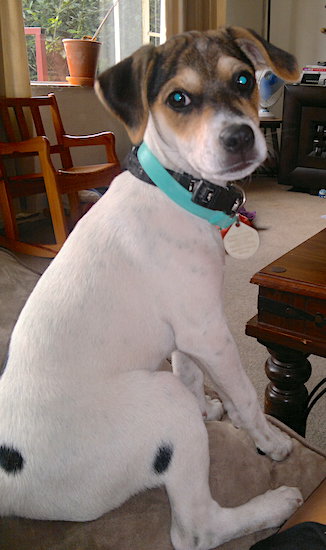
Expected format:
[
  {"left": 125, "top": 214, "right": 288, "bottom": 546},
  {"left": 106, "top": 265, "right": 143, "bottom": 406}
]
[
  {"left": 231, "top": 27, "right": 300, "bottom": 82},
  {"left": 95, "top": 44, "right": 157, "bottom": 144}
]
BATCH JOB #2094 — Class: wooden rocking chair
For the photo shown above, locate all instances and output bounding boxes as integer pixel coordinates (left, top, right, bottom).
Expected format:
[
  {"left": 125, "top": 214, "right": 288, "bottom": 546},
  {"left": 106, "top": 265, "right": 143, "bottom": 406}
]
[{"left": 0, "top": 94, "right": 121, "bottom": 257}]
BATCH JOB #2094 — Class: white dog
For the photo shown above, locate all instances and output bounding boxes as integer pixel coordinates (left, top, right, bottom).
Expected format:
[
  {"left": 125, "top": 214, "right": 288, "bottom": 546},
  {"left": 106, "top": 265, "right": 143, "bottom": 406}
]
[{"left": 0, "top": 27, "right": 302, "bottom": 550}]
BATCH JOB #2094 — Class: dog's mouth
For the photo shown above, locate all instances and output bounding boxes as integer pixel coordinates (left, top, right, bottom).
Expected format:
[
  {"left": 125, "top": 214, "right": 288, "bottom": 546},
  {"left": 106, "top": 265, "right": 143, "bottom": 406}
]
[{"left": 219, "top": 159, "right": 258, "bottom": 177}]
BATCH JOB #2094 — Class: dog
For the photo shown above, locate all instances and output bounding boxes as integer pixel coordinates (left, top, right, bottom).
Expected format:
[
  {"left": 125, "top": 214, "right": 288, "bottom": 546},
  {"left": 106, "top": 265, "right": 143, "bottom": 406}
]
[{"left": 0, "top": 27, "right": 302, "bottom": 550}]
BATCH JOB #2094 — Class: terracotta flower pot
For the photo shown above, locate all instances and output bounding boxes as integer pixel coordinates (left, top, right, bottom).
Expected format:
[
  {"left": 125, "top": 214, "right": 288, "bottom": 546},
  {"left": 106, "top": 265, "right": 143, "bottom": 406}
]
[{"left": 63, "top": 39, "right": 101, "bottom": 86}]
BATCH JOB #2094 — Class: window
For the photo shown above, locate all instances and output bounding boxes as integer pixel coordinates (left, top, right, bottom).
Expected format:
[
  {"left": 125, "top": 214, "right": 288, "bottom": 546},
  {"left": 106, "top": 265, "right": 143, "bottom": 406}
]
[
  {"left": 22, "top": 0, "right": 165, "bottom": 82},
  {"left": 143, "top": 0, "right": 165, "bottom": 46}
]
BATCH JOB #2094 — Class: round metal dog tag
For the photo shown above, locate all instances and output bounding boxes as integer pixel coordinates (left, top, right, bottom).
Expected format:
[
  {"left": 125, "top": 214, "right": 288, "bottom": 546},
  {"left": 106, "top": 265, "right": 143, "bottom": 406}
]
[{"left": 223, "top": 221, "right": 260, "bottom": 259}]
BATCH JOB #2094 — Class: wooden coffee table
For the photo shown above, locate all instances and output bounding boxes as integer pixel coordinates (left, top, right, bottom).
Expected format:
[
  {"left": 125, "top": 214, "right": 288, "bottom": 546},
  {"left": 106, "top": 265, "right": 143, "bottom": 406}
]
[{"left": 246, "top": 228, "right": 326, "bottom": 436}]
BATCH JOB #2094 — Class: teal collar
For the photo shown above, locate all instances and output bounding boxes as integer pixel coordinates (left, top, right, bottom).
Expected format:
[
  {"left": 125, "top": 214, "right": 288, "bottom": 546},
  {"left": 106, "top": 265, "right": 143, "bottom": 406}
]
[{"left": 136, "top": 142, "right": 245, "bottom": 229}]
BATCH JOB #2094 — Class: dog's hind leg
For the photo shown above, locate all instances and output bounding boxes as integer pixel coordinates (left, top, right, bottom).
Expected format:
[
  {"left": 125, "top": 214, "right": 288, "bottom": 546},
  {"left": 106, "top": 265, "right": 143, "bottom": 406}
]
[
  {"left": 131, "top": 371, "right": 302, "bottom": 550},
  {"left": 171, "top": 351, "right": 224, "bottom": 420},
  {"left": 168, "top": 474, "right": 302, "bottom": 550},
  {"left": 155, "top": 372, "right": 302, "bottom": 549}
]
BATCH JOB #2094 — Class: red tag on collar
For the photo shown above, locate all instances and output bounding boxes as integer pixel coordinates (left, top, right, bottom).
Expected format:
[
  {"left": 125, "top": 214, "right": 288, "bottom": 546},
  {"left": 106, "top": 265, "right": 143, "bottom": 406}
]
[{"left": 220, "top": 214, "right": 253, "bottom": 238}]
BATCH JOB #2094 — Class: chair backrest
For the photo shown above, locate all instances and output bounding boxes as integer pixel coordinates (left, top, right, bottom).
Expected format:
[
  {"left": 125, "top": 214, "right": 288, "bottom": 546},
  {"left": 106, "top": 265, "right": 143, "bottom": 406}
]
[{"left": 0, "top": 94, "right": 72, "bottom": 168}]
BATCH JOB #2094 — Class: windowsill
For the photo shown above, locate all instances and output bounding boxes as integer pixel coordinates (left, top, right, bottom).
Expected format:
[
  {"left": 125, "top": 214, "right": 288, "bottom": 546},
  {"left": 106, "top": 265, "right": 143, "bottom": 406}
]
[{"left": 31, "top": 81, "right": 85, "bottom": 87}]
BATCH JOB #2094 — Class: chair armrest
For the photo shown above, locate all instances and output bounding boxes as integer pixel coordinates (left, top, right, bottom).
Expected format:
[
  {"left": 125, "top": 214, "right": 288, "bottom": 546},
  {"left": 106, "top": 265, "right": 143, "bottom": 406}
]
[
  {"left": 62, "top": 132, "right": 120, "bottom": 164},
  {"left": 0, "top": 135, "right": 50, "bottom": 155}
]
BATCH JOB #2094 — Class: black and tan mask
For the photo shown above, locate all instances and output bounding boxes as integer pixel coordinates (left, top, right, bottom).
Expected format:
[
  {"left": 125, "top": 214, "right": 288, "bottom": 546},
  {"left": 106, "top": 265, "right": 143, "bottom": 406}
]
[{"left": 96, "top": 27, "right": 299, "bottom": 182}]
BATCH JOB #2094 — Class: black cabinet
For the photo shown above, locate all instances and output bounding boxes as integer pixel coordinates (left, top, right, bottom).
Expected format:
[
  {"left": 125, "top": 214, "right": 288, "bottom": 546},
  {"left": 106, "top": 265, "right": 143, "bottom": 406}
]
[{"left": 278, "top": 85, "right": 326, "bottom": 194}]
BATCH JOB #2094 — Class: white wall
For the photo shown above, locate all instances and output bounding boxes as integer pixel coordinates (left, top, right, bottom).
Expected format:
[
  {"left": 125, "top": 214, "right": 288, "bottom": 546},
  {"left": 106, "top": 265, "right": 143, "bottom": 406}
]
[
  {"left": 271, "top": 0, "right": 325, "bottom": 69},
  {"left": 226, "top": 0, "right": 265, "bottom": 34}
]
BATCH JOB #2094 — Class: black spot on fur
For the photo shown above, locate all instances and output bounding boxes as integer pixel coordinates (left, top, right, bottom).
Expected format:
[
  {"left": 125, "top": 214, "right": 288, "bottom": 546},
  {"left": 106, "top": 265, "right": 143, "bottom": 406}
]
[
  {"left": 1, "top": 352, "right": 9, "bottom": 376},
  {"left": 153, "top": 444, "right": 173, "bottom": 474},
  {"left": 0, "top": 445, "right": 24, "bottom": 474},
  {"left": 256, "top": 447, "right": 266, "bottom": 456}
]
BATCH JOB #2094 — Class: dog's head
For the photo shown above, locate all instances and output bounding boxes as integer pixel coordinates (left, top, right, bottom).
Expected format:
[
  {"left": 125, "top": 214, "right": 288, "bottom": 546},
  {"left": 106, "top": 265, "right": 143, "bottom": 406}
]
[{"left": 96, "top": 27, "right": 299, "bottom": 183}]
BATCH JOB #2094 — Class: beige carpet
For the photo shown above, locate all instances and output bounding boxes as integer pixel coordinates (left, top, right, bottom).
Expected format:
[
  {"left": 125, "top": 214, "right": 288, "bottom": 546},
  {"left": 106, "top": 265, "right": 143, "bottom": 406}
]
[
  {"left": 0, "top": 177, "right": 325, "bottom": 450},
  {"left": 0, "top": 250, "right": 40, "bottom": 369}
]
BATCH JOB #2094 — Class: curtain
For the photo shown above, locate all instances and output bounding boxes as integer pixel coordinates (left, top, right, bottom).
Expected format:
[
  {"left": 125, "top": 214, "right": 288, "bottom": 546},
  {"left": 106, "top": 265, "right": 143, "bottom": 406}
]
[
  {"left": 165, "top": 0, "right": 227, "bottom": 39},
  {"left": 0, "top": 0, "right": 31, "bottom": 97},
  {"left": 0, "top": 0, "right": 32, "bottom": 216},
  {"left": 165, "top": 0, "right": 185, "bottom": 37}
]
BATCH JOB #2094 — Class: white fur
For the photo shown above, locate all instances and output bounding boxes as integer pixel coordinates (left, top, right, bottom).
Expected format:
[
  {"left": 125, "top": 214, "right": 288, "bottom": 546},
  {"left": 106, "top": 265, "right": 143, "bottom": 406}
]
[
  {"left": 0, "top": 97, "right": 302, "bottom": 550},
  {"left": 146, "top": 110, "right": 267, "bottom": 183}
]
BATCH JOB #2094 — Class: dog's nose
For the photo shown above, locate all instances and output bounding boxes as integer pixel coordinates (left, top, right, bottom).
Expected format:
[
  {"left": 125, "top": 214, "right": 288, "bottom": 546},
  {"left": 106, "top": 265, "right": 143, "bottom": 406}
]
[{"left": 219, "top": 124, "right": 255, "bottom": 154}]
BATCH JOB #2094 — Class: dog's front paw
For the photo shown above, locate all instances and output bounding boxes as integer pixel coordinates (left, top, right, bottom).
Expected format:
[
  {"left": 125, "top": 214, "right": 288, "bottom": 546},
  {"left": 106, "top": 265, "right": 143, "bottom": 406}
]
[
  {"left": 203, "top": 395, "right": 224, "bottom": 421},
  {"left": 256, "top": 423, "right": 293, "bottom": 461},
  {"left": 264, "top": 486, "right": 303, "bottom": 527}
]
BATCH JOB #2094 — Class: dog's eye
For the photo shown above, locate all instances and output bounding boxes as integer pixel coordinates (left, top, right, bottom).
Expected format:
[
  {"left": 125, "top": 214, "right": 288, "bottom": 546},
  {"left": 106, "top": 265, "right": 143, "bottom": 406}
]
[
  {"left": 234, "top": 71, "right": 255, "bottom": 95},
  {"left": 167, "top": 90, "right": 191, "bottom": 110}
]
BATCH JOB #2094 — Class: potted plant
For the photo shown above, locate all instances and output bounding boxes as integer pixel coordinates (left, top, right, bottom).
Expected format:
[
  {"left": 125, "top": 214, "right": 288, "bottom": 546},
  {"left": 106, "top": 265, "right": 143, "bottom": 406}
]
[
  {"left": 63, "top": 0, "right": 119, "bottom": 86},
  {"left": 62, "top": 37, "right": 102, "bottom": 86},
  {"left": 23, "top": 0, "right": 104, "bottom": 82}
]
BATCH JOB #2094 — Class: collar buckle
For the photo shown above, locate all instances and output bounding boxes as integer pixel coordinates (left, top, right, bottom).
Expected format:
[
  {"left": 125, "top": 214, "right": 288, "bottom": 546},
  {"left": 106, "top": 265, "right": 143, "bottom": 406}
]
[
  {"left": 228, "top": 183, "right": 246, "bottom": 216},
  {"left": 191, "top": 180, "right": 245, "bottom": 216},
  {"left": 191, "top": 180, "right": 222, "bottom": 208}
]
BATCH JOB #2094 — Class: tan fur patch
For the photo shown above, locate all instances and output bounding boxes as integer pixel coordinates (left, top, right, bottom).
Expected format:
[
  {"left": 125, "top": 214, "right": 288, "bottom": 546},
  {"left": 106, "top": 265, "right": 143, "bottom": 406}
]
[
  {"left": 151, "top": 101, "right": 213, "bottom": 141},
  {"left": 161, "top": 68, "right": 203, "bottom": 100},
  {"left": 151, "top": 68, "right": 203, "bottom": 139},
  {"left": 236, "top": 94, "right": 260, "bottom": 124},
  {"left": 216, "top": 56, "right": 254, "bottom": 82}
]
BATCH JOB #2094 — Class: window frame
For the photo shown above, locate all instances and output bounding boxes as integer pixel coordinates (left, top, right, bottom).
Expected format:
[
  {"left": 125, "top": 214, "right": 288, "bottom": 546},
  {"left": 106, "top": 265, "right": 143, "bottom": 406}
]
[{"left": 24, "top": 0, "right": 165, "bottom": 84}]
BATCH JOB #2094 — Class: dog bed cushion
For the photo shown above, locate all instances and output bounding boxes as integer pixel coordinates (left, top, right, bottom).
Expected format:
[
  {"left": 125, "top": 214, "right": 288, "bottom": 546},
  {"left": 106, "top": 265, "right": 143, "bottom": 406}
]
[{"left": 0, "top": 416, "right": 325, "bottom": 550}]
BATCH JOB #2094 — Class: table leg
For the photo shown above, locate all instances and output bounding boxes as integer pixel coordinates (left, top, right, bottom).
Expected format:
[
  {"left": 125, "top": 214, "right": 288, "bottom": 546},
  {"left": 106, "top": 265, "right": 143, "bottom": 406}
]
[
  {"left": 262, "top": 343, "right": 312, "bottom": 436},
  {"left": 270, "top": 127, "right": 280, "bottom": 161}
]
